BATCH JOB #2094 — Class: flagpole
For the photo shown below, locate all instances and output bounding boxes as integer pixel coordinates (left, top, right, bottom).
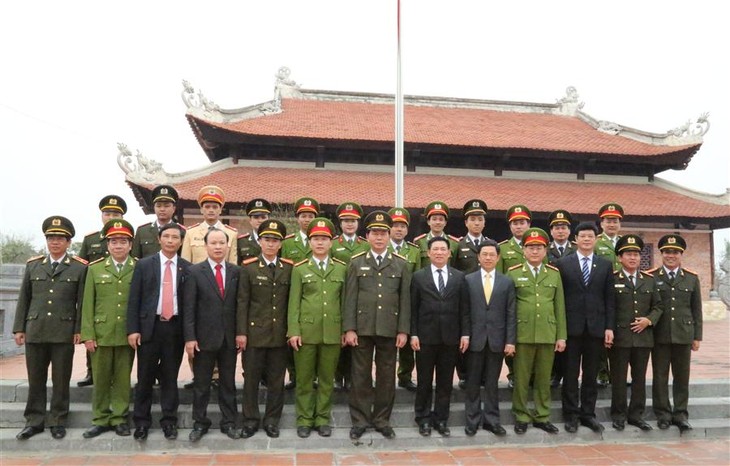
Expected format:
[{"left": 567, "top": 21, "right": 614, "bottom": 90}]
[{"left": 394, "top": 0, "right": 404, "bottom": 208}]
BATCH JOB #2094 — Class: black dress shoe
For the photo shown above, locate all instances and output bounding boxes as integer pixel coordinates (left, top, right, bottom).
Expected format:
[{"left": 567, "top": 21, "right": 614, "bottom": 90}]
[
  {"left": 514, "top": 422, "right": 528, "bottom": 434},
  {"left": 134, "top": 426, "right": 149, "bottom": 440},
  {"left": 550, "top": 377, "right": 561, "bottom": 388},
  {"left": 83, "top": 425, "right": 112, "bottom": 438},
  {"left": 612, "top": 420, "right": 625, "bottom": 431},
  {"left": 376, "top": 426, "right": 396, "bottom": 439},
  {"left": 457, "top": 380, "right": 467, "bottom": 390},
  {"left": 580, "top": 417, "right": 605, "bottom": 433},
  {"left": 297, "top": 426, "right": 311, "bottom": 438},
  {"left": 433, "top": 422, "right": 450, "bottom": 437},
  {"left": 115, "top": 423, "right": 131, "bottom": 436},
  {"left": 183, "top": 381, "right": 195, "bottom": 389},
  {"left": 333, "top": 380, "right": 344, "bottom": 390},
  {"left": 418, "top": 423, "right": 432, "bottom": 437},
  {"left": 464, "top": 425, "right": 477, "bottom": 437},
  {"left": 398, "top": 380, "right": 417, "bottom": 392},
  {"left": 221, "top": 426, "right": 241, "bottom": 439},
  {"left": 16, "top": 426, "right": 43, "bottom": 440},
  {"left": 50, "top": 426, "right": 66, "bottom": 439},
  {"left": 285, "top": 381, "right": 296, "bottom": 390},
  {"left": 77, "top": 374, "right": 93, "bottom": 387},
  {"left": 317, "top": 425, "right": 332, "bottom": 437},
  {"left": 350, "top": 426, "right": 366, "bottom": 440},
  {"left": 210, "top": 379, "right": 220, "bottom": 389},
  {"left": 241, "top": 426, "right": 257, "bottom": 438},
  {"left": 657, "top": 419, "right": 671, "bottom": 430},
  {"left": 673, "top": 420, "right": 693, "bottom": 433},
  {"left": 628, "top": 419, "right": 653, "bottom": 431},
  {"left": 162, "top": 425, "right": 178, "bottom": 440},
  {"left": 264, "top": 424, "right": 279, "bottom": 438},
  {"left": 564, "top": 419, "right": 578, "bottom": 433},
  {"left": 596, "top": 378, "right": 609, "bottom": 388},
  {"left": 507, "top": 378, "right": 515, "bottom": 389},
  {"left": 483, "top": 423, "right": 507, "bottom": 436},
  {"left": 533, "top": 422, "right": 559, "bottom": 434},
  {"left": 189, "top": 427, "right": 208, "bottom": 442}
]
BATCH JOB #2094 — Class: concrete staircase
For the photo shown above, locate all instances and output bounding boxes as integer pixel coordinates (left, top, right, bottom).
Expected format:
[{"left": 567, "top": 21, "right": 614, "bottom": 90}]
[{"left": 1, "top": 380, "right": 728, "bottom": 453}]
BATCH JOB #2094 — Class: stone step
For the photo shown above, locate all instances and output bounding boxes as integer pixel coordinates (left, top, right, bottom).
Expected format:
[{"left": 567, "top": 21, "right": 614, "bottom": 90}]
[
  {"left": 1, "top": 397, "right": 728, "bottom": 429},
  {"left": 1, "top": 418, "right": 728, "bottom": 454}
]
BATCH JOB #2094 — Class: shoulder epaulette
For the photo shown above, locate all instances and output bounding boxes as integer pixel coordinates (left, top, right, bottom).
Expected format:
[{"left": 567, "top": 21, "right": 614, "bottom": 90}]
[
  {"left": 280, "top": 258, "right": 294, "bottom": 265},
  {"left": 646, "top": 267, "right": 660, "bottom": 274},
  {"left": 448, "top": 234, "right": 461, "bottom": 242},
  {"left": 546, "top": 264, "right": 559, "bottom": 271},
  {"left": 333, "top": 235, "right": 342, "bottom": 241},
  {"left": 640, "top": 270, "right": 653, "bottom": 277},
  {"left": 242, "top": 257, "right": 258, "bottom": 265},
  {"left": 683, "top": 268, "right": 698, "bottom": 276},
  {"left": 188, "top": 222, "right": 201, "bottom": 229},
  {"left": 508, "top": 264, "right": 522, "bottom": 271},
  {"left": 138, "top": 222, "right": 152, "bottom": 228},
  {"left": 84, "top": 230, "right": 100, "bottom": 238},
  {"left": 499, "top": 239, "right": 509, "bottom": 245},
  {"left": 392, "top": 253, "right": 407, "bottom": 261},
  {"left": 414, "top": 233, "right": 427, "bottom": 241},
  {"left": 284, "top": 233, "right": 296, "bottom": 239},
  {"left": 570, "top": 240, "right": 577, "bottom": 246},
  {"left": 613, "top": 270, "right": 621, "bottom": 275},
  {"left": 351, "top": 251, "right": 367, "bottom": 259},
  {"left": 294, "top": 259, "right": 309, "bottom": 267},
  {"left": 237, "top": 233, "right": 251, "bottom": 240},
  {"left": 72, "top": 256, "right": 89, "bottom": 265},
  {"left": 358, "top": 236, "right": 367, "bottom": 241},
  {"left": 89, "top": 257, "right": 105, "bottom": 266},
  {"left": 224, "top": 224, "right": 237, "bottom": 231},
  {"left": 332, "top": 257, "right": 347, "bottom": 265},
  {"left": 178, "top": 224, "right": 187, "bottom": 230},
  {"left": 26, "top": 255, "right": 44, "bottom": 263},
  {"left": 407, "top": 240, "right": 419, "bottom": 248}
]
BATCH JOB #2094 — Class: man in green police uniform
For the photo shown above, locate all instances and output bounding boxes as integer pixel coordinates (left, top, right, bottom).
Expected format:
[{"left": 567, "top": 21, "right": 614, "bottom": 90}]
[
  {"left": 454, "top": 199, "right": 491, "bottom": 274},
  {"left": 388, "top": 207, "right": 420, "bottom": 391},
  {"left": 80, "top": 219, "right": 136, "bottom": 438},
  {"left": 281, "top": 197, "right": 319, "bottom": 263},
  {"left": 77, "top": 194, "right": 127, "bottom": 387},
  {"left": 496, "top": 204, "right": 533, "bottom": 274},
  {"left": 414, "top": 201, "right": 459, "bottom": 268},
  {"left": 287, "top": 217, "right": 347, "bottom": 439},
  {"left": 13, "top": 216, "right": 87, "bottom": 440},
  {"left": 507, "top": 228, "right": 566, "bottom": 435},
  {"left": 650, "top": 234, "right": 702, "bottom": 433},
  {"left": 609, "top": 234, "right": 662, "bottom": 432},
  {"left": 237, "top": 198, "right": 272, "bottom": 263},
  {"left": 132, "top": 185, "right": 180, "bottom": 259}
]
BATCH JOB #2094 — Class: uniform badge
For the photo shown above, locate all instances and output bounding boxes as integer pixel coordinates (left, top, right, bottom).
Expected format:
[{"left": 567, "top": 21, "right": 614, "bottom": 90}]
[
  {"left": 668, "top": 237, "right": 676, "bottom": 244},
  {"left": 514, "top": 207, "right": 522, "bottom": 213},
  {"left": 556, "top": 212, "right": 564, "bottom": 219},
  {"left": 376, "top": 213, "right": 384, "bottom": 221},
  {"left": 256, "top": 200, "right": 263, "bottom": 207},
  {"left": 109, "top": 198, "right": 118, "bottom": 205},
  {"left": 304, "top": 199, "right": 312, "bottom": 206},
  {"left": 472, "top": 201, "right": 479, "bottom": 207},
  {"left": 160, "top": 188, "right": 168, "bottom": 194},
  {"left": 317, "top": 220, "right": 325, "bottom": 227},
  {"left": 360, "top": 267, "right": 371, "bottom": 270},
  {"left": 52, "top": 218, "right": 61, "bottom": 226},
  {"left": 628, "top": 237, "right": 636, "bottom": 244}
]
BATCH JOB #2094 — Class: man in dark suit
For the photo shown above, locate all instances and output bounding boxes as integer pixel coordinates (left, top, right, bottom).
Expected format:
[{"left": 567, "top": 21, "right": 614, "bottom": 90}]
[
  {"left": 127, "top": 223, "right": 191, "bottom": 441},
  {"left": 463, "top": 240, "right": 516, "bottom": 437},
  {"left": 556, "top": 222, "right": 616, "bottom": 434},
  {"left": 183, "top": 228, "right": 241, "bottom": 441},
  {"left": 410, "top": 237, "right": 470, "bottom": 437}
]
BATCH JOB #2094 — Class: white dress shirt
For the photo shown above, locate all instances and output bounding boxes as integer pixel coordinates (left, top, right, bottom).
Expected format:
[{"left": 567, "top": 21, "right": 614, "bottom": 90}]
[{"left": 431, "top": 264, "right": 449, "bottom": 289}]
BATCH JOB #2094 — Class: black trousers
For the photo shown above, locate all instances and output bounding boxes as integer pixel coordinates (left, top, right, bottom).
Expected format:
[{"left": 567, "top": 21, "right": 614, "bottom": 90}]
[
  {"left": 349, "top": 335, "right": 397, "bottom": 429},
  {"left": 397, "top": 345, "right": 415, "bottom": 383},
  {"left": 242, "top": 345, "right": 288, "bottom": 428},
  {"left": 133, "top": 318, "right": 184, "bottom": 428},
  {"left": 24, "top": 342, "right": 74, "bottom": 428},
  {"left": 652, "top": 343, "right": 692, "bottom": 422},
  {"left": 192, "top": 343, "right": 238, "bottom": 429},
  {"left": 414, "top": 343, "right": 459, "bottom": 424},
  {"left": 464, "top": 347, "right": 504, "bottom": 428},
  {"left": 562, "top": 333, "right": 603, "bottom": 420},
  {"left": 609, "top": 346, "right": 651, "bottom": 422}
]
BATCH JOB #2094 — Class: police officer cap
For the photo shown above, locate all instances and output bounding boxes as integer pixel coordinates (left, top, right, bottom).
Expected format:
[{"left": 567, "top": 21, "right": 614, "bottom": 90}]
[
  {"left": 307, "top": 217, "right": 335, "bottom": 238},
  {"left": 507, "top": 204, "right": 531, "bottom": 223},
  {"left": 522, "top": 227, "right": 549, "bottom": 247},
  {"left": 548, "top": 209, "right": 573, "bottom": 227},
  {"left": 615, "top": 234, "right": 644, "bottom": 255},
  {"left": 197, "top": 185, "right": 225, "bottom": 207},
  {"left": 599, "top": 203, "right": 624, "bottom": 219},
  {"left": 102, "top": 218, "right": 135, "bottom": 239},
  {"left": 152, "top": 185, "right": 178, "bottom": 204},
  {"left": 364, "top": 210, "right": 393, "bottom": 231},
  {"left": 246, "top": 198, "right": 272, "bottom": 216},
  {"left": 295, "top": 197, "right": 320, "bottom": 216},
  {"left": 258, "top": 220, "right": 286, "bottom": 240},
  {"left": 463, "top": 199, "right": 488, "bottom": 217},
  {"left": 424, "top": 201, "right": 449, "bottom": 219},
  {"left": 336, "top": 202, "right": 363, "bottom": 220},
  {"left": 658, "top": 234, "right": 686, "bottom": 252},
  {"left": 42, "top": 216, "right": 75, "bottom": 238},
  {"left": 388, "top": 207, "right": 411, "bottom": 226},
  {"left": 98, "top": 195, "right": 127, "bottom": 214}
]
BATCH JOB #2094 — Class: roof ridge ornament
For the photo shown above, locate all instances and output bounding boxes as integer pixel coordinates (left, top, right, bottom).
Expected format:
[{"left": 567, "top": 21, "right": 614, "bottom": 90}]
[
  {"left": 117, "top": 142, "right": 168, "bottom": 184},
  {"left": 274, "top": 66, "right": 302, "bottom": 105},
  {"left": 597, "top": 120, "right": 621, "bottom": 135},
  {"left": 668, "top": 112, "right": 710, "bottom": 140},
  {"left": 556, "top": 86, "right": 585, "bottom": 116},
  {"left": 181, "top": 79, "right": 220, "bottom": 114}
]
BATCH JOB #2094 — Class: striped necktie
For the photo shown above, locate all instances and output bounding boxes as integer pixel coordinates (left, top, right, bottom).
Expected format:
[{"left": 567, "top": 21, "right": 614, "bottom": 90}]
[{"left": 581, "top": 257, "right": 590, "bottom": 285}]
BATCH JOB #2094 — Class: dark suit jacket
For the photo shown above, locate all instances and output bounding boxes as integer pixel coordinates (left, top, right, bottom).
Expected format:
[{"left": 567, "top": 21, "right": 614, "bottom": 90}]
[
  {"left": 410, "top": 266, "right": 470, "bottom": 345},
  {"left": 183, "top": 260, "right": 240, "bottom": 351},
  {"left": 465, "top": 269, "right": 516, "bottom": 353},
  {"left": 556, "top": 253, "right": 616, "bottom": 338},
  {"left": 127, "top": 253, "right": 191, "bottom": 342}
]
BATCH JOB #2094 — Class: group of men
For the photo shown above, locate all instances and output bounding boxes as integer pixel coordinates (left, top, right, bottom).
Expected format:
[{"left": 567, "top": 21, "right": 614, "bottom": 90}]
[{"left": 12, "top": 184, "right": 703, "bottom": 443}]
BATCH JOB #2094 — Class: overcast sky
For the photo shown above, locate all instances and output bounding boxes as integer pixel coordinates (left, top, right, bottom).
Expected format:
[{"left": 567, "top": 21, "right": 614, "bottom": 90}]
[{"left": 1, "top": 1, "right": 728, "bottom": 253}]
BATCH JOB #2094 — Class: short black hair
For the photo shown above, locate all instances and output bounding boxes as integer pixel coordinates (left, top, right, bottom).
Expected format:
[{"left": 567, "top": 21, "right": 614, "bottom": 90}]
[
  {"left": 203, "top": 227, "right": 229, "bottom": 244},
  {"left": 575, "top": 221, "right": 599, "bottom": 235},
  {"left": 427, "top": 236, "right": 450, "bottom": 250},
  {"left": 158, "top": 222, "right": 186, "bottom": 239},
  {"left": 477, "top": 239, "right": 500, "bottom": 255}
]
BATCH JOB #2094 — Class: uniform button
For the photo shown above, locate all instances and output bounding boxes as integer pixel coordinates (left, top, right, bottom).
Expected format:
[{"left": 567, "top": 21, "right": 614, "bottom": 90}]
[
  {"left": 117, "top": 316, "right": 121, "bottom": 320},
  {"left": 378, "top": 284, "right": 382, "bottom": 287},
  {"left": 378, "top": 294, "right": 382, "bottom": 298},
  {"left": 273, "top": 318, "right": 276, "bottom": 322},
  {"left": 536, "top": 303, "right": 540, "bottom": 307},
  {"left": 323, "top": 291, "right": 327, "bottom": 294},
  {"left": 51, "top": 279, "right": 55, "bottom": 282},
  {"left": 323, "top": 314, "right": 327, "bottom": 317},
  {"left": 378, "top": 273, "right": 382, "bottom": 276},
  {"left": 671, "top": 308, "right": 675, "bottom": 311},
  {"left": 273, "top": 282, "right": 276, "bottom": 286},
  {"left": 49, "top": 289, "right": 54, "bottom": 293},
  {"left": 118, "top": 292, "right": 122, "bottom": 296},
  {"left": 118, "top": 304, "right": 121, "bottom": 307},
  {"left": 47, "top": 312, "right": 52, "bottom": 316},
  {"left": 358, "top": 311, "right": 362, "bottom": 314},
  {"left": 672, "top": 317, "right": 675, "bottom": 320},
  {"left": 634, "top": 301, "right": 638, "bottom": 304},
  {"left": 672, "top": 297, "right": 675, "bottom": 300},
  {"left": 48, "top": 300, "right": 52, "bottom": 304},
  {"left": 536, "top": 314, "right": 540, "bottom": 318},
  {"left": 536, "top": 293, "right": 539, "bottom": 297},
  {"left": 273, "top": 306, "right": 277, "bottom": 310},
  {"left": 118, "top": 280, "right": 122, "bottom": 283},
  {"left": 378, "top": 306, "right": 382, "bottom": 309},
  {"left": 273, "top": 294, "right": 276, "bottom": 298},
  {"left": 251, "top": 322, "right": 255, "bottom": 326},
  {"left": 323, "top": 302, "right": 327, "bottom": 306},
  {"left": 635, "top": 311, "right": 638, "bottom": 314}
]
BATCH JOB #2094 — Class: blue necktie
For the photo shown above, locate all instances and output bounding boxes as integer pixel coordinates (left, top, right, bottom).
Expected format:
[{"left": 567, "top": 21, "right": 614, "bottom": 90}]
[
  {"left": 437, "top": 269, "right": 445, "bottom": 294},
  {"left": 581, "top": 257, "right": 590, "bottom": 286}
]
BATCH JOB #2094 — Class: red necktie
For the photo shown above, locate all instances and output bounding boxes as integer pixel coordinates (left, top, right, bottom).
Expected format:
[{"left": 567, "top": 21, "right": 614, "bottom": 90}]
[
  {"left": 215, "top": 263, "right": 224, "bottom": 296},
  {"left": 161, "top": 260, "right": 174, "bottom": 320}
]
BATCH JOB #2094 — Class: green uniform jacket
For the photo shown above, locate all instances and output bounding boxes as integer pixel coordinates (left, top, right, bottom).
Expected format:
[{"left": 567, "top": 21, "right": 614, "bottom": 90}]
[
  {"left": 330, "top": 235, "right": 370, "bottom": 264},
  {"left": 237, "top": 233, "right": 261, "bottom": 263},
  {"left": 80, "top": 257, "right": 136, "bottom": 346},
  {"left": 287, "top": 257, "right": 347, "bottom": 345},
  {"left": 78, "top": 231, "right": 109, "bottom": 263},
  {"left": 507, "top": 264, "right": 567, "bottom": 344},
  {"left": 650, "top": 267, "right": 703, "bottom": 344},
  {"left": 414, "top": 233, "right": 459, "bottom": 268},
  {"left": 131, "top": 222, "right": 160, "bottom": 259},
  {"left": 13, "top": 255, "right": 87, "bottom": 343},
  {"left": 453, "top": 235, "right": 490, "bottom": 274},
  {"left": 387, "top": 241, "right": 420, "bottom": 273},
  {"left": 343, "top": 251, "right": 411, "bottom": 337},
  {"left": 497, "top": 237, "right": 547, "bottom": 274},
  {"left": 281, "top": 233, "right": 311, "bottom": 263},
  {"left": 613, "top": 270, "right": 663, "bottom": 348},
  {"left": 547, "top": 241, "right": 577, "bottom": 265},
  {"left": 595, "top": 233, "right": 621, "bottom": 271},
  {"left": 237, "top": 256, "right": 292, "bottom": 347}
]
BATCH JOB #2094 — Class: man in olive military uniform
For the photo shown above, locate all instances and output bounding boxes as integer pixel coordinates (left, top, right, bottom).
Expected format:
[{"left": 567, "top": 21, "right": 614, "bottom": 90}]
[
  {"left": 77, "top": 194, "right": 127, "bottom": 387},
  {"left": 13, "top": 216, "right": 87, "bottom": 440},
  {"left": 237, "top": 198, "right": 272, "bottom": 263},
  {"left": 236, "top": 220, "right": 293, "bottom": 439},
  {"left": 454, "top": 199, "right": 491, "bottom": 274},
  {"left": 181, "top": 185, "right": 238, "bottom": 265},
  {"left": 594, "top": 203, "right": 624, "bottom": 387},
  {"left": 609, "top": 235, "right": 663, "bottom": 431},
  {"left": 507, "top": 228, "right": 566, "bottom": 435},
  {"left": 80, "top": 219, "right": 137, "bottom": 438},
  {"left": 345, "top": 211, "right": 411, "bottom": 440},
  {"left": 388, "top": 207, "right": 420, "bottom": 392},
  {"left": 414, "top": 201, "right": 459, "bottom": 268},
  {"left": 287, "top": 218, "right": 347, "bottom": 439},
  {"left": 132, "top": 185, "right": 180, "bottom": 259},
  {"left": 650, "top": 234, "right": 702, "bottom": 433}
]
